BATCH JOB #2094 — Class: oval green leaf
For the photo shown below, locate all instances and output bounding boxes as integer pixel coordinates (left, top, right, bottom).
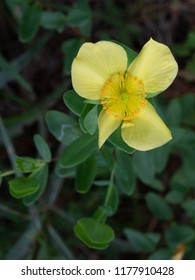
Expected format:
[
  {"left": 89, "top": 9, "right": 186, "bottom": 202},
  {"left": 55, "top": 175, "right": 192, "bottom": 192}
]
[
  {"left": 109, "top": 127, "right": 135, "bottom": 154},
  {"left": 23, "top": 165, "right": 48, "bottom": 205},
  {"left": 63, "top": 90, "right": 85, "bottom": 116},
  {"left": 46, "top": 110, "right": 79, "bottom": 145},
  {"left": 112, "top": 40, "right": 137, "bottom": 67},
  {"left": 41, "top": 11, "right": 66, "bottom": 32},
  {"left": 34, "top": 134, "right": 51, "bottom": 162},
  {"left": 124, "top": 228, "right": 159, "bottom": 253},
  {"left": 19, "top": 2, "right": 42, "bottom": 43},
  {"left": 146, "top": 192, "right": 173, "bottom": 221},
  {"left": 60, "top": 134, "right": 97, "bottom": 168},
  {"left": 84, "top": 105, "right": 98, "bottom": 135},
  {"left": 79, "top": 104, "right": 94, "bottom": 133},
  {"left": 115, "top": 151, "right": 136, "bottom": 195},
  {"left": 16, "top": 156, "right": 45, "bottom": 173},
  {"left": 165, "top": 224, "right": 195, "bottom": 245},
  {"left": 75, "top": 155, "right": 97, "bottom": 193},
  {"left": 74, "top": 217, "right": 115, "bottom": 249},
  {"left": 9, "top": 176, "right": 39, "bottom": 199}
]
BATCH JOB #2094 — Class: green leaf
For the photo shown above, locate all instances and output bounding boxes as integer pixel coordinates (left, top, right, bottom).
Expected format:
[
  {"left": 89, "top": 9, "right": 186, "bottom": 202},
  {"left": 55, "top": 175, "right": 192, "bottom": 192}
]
[
  {"left": 148, "top": 248, "right": 172, "bottom": 260},
  {"left": 0, "top": 174, "right": 2, "bottom": 187},
  {"left": 62, "top": 39, "right": 84, "bottom": 74},
  {"left": 19, "top": 2, "right": 42, "bottom": 43},
  {"left": 124, "top": 229, "right": 159, "bottom": 253},
  {"left": 5, "top": 0, "right": 28, "bottom": 19},
  {"left": 84, "top": 99, "right": 101, "bottom": 105},
  {"left": 145, "top": 192, "right": 173, "bottom": 221},
  {"left": 133, "top": 151, "right": 155, "bottom": 185},
  {"left": 34, "top": 134, "right": 51, "bottom": 162},
  {"left": 100, "top": 145, "right": 114, "bottom": 170},
  {"left": 23, "top": 164, "right": 48, "bottom": 205},
  {"left": 182, "top": 200, "right": 195, "bottom": 216},
  {"left": 115, "top": 150, "right": 136, "bottom": 195},
  {"left": 79, "top": 104, "right": 94, "bottom": 133},
  {"left": 41, "top": 11, "right": 66, "bottom": 32},
  {"left": 185, "top": 31, "right": 195, "bottom": 50},
  {"left": 75, "top": 155, "right": 97, "bottom": 193},
  {"left": 112, "top": 40, "right": 137, "bottom": 67},
  {"left": 133, "top": 149, "right": 167, "bottom": 190},
  {"left": 186, "top": 53, "right": 195, "bottom": 74},
  {"left": 66, "top": 0, "right": 92, "bottom": 36},
  {"left": 84, "top": 105, "right": 98, "bottom": 135},
  {"left": 109, "top": 127, "right": 135, "bottom": 154},
  {"left": 46, "top": 110, "right": 80, "bottom": 145},
  {"left": 180, "top": 93, "right": 195, "bottom": 125},
  {"left": 148, "top": 179, "right": 164, "bottom": 191},
  {"left": 170, "top": 165, "right": 195, "bottom": 192},
  {"left": 55, "top": 164, "right": 76, "bottom": 178},
  {"left": 171, "top": 128, "right": 195, "bottom": 147},
  {"left": 16, "top": 156, "right": 45, "bottom": 173},
  {"left": 165, "top": 224, "right": 195, "bottom": 245},
  {"left": 166, "top": 98, "right": 182, "bottom": 127},
  {"left": 63, "top": 90, "right": 85, "bottom": 116},
  {"left": 173, "top": 44, "right": 190, "bottom": 57},
  {"left": 74, "top": 217, "right": 115, "bottom": 249},
  {"left": 148, "top": 146, "right": 171, "bottom": 174},
  {"left": 9, "top": 176, "right": 39, "bottom": 198},
  {"left": 166, "top": 190, "right": 184, "bottom": 204},
  {"left": 60, "top": 134, "right": 97, "bottom": 168}
]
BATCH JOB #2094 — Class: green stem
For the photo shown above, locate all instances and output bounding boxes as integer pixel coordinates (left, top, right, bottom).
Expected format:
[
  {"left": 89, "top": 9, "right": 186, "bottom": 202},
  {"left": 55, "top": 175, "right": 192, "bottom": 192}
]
[
  {"left": 104, "top": 167, "right": 115, "bottom": 207},
  {"left": 94, "top": 207, "right": 107, "bottom": 224},
  {"left": 1, "top": 169, "right": 17, "bottom": 177},
  {"left": 93, "top": 167, "right": 116, "bottom": 224},
  {"left": 0, "top": 115, "right": 17, "bottom": 170},
  {"left": 47, "top": 144, "right": 66, "bottom": 206}
]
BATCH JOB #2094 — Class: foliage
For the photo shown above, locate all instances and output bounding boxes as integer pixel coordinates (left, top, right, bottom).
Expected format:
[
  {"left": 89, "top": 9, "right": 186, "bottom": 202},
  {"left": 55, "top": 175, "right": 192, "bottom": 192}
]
[{"left": 1, "top": 0, "right": 195, "bottom": 260}]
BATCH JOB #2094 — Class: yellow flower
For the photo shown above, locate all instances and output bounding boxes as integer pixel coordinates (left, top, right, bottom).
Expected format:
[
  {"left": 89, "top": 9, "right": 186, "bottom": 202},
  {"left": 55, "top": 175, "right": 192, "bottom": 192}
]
[{"left": 71, "top": 39, "right": 178, "bottom": 151}]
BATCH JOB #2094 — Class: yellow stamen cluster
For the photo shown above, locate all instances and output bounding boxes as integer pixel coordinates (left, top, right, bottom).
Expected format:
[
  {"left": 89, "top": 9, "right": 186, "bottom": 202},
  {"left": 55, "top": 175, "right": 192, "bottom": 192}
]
[{"left": 100, "top": 73, "right": 146, "bottom": 120}]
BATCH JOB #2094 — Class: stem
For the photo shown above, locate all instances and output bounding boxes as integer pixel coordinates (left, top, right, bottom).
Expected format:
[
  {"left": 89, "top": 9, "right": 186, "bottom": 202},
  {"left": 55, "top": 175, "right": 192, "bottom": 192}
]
[
  {"left": 104, "top": 167, "right": 115, "bottom": 207},
  {"left": 93, "top": 166, "right": 116, "bottom": 224},
  {"left": 1, "top": 169, "right": 17, "bottom": 177},
  {"left": 94, "top": 207, "right": 107, "bottom": 224},
  {"left": 47, "top": 224, "right": 75, "bottom": 260},
  {"left": 47, "top": 144, "right": 65, "bottom": 206},
  {"left": 0, "top": 115, "right": 17, "bottom": 170}
]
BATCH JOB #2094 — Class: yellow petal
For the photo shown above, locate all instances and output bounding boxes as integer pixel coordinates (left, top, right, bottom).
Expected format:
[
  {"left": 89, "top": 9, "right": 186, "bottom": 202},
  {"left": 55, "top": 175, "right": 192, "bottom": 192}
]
[
  {"left": 98, "top": 109, "right": 121, "bottom": 148},
  {"left": 121, "top": 102, "right": 172, "bottom": 151},
  {"left": 71, "top": 41, "right": 127, "bottom": 100},
  {"left": 128, "top": 38, "right": 178, "bottom": 97}
]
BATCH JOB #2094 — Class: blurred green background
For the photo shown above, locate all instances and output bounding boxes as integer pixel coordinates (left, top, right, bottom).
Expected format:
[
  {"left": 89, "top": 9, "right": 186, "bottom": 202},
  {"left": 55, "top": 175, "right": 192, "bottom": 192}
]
[{"left": 1, "top": 0, "right": 195, "bottom": 260}]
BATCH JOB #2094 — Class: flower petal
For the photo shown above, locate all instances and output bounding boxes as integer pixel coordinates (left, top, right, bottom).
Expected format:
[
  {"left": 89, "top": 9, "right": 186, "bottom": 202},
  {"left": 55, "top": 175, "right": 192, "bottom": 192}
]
[
  {"left": 127, "top": 38, "right": 178, "bottom": 97},
  {"left": 71, "top": 41, "right": 128, "bottom": 100},
  {"left": 121, "top": 102, "right": 172, "bottom": 151},
  {"left": 98, "top": 109, "right": 121, "bottom": 148}
]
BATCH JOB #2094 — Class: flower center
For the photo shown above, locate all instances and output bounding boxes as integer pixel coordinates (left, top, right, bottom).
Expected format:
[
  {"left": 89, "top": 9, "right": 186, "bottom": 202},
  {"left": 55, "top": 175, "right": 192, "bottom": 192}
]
[{"left": 100, "top": 73, "right": 146, "bottom": 120}]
